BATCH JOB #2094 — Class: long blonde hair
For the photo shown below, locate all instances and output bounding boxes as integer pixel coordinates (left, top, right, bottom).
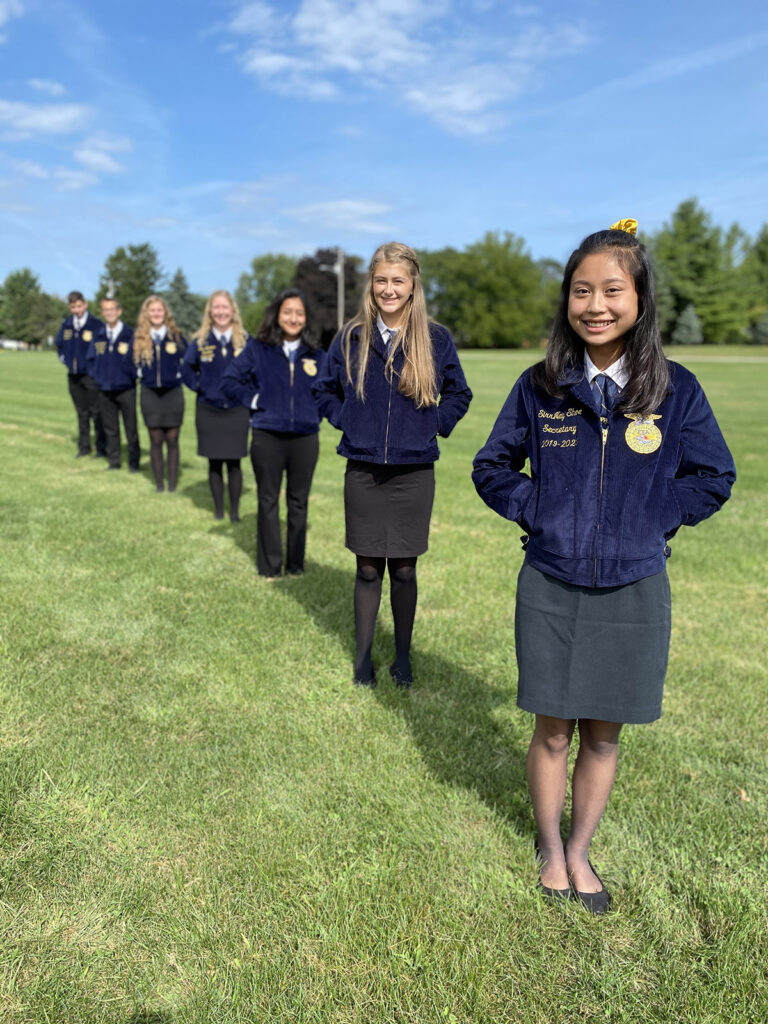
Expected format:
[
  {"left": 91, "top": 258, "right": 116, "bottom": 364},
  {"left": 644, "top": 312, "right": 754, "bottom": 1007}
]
[
  {"left": 133, "top": 295, "right": 182, "bottom": 366},
  {"left": 341, "top": 242, "right": 436, "bottom": 408},
  {"left": 193, "top": 289, "right": 247, "bottom": 355}
]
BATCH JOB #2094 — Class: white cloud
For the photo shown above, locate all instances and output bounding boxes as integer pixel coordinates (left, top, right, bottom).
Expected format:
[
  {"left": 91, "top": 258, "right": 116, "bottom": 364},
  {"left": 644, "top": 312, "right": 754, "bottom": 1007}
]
[
  {"left": 0, "top": 0, "right": 23, "bottom": 40},
  {"left": 74, "top": 146, "right": 124, "bottom": 173},
  {"left": 224, "top": 0, "right": 590, "bottom": 136},
  {"left": 54, "top": 168, "right": 98, "bottom": 191},
  {"left": 288, "top": 198, "right": 393, "bottom": 234},
  {"left": 28, "top": 78, "right": 67, "bottom": 97},
  {"left": 13, "top": 159, "right": 49, "bottom": 179},
  {"left": 0, "top": 98, "right": 91, "bottom": 135}
]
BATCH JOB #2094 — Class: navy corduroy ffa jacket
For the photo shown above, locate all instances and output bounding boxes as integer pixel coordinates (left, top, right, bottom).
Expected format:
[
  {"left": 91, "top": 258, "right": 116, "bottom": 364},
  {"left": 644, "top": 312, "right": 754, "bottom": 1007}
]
[
  {"left": 56, "top": 312, "right": 103, "bottom": 376},
  {"left": 472, "top": 360, "right": 735, "bottom": 588},
  {"left": 312, "top": 323, "right": 472, "bottom": 464},
  {"left": 221, "top": 337, "right": 327, "bottom": 434},
  {"left": 91, "top": 323, "right": 136, "bottom": 391},
  {"left": 136, "top": 333, "right": 187, "bottom": 389},
  {"left": 181, "top": 332, "right": 248, "bottom": 410}
]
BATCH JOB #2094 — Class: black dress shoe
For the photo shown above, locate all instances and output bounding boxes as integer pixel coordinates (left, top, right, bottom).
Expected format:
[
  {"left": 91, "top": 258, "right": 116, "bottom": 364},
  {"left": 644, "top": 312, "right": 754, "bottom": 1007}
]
[
  {"left": 571, "top": 861, "right": 611, "bottom": 915},
  {"left": 354, "top": 670, "right": 376, "bottom": 688},
  {"left": 534, "top": 838, "right": 570, "bottom": 900},
  {"left": 75, "top": 450, "right": 91, "bottom": 458},
  {"left": 536, "top": 879, "right": 571, "bottom": 901},
  {"left": 389, "top": 664, "right": 413, "bottom": 688}
]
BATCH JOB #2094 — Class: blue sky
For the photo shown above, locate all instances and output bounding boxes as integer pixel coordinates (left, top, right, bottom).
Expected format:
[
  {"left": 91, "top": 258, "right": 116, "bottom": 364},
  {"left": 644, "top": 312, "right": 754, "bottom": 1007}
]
[{"left": 1, "top": 0, "right": 767, "bottom": 298}]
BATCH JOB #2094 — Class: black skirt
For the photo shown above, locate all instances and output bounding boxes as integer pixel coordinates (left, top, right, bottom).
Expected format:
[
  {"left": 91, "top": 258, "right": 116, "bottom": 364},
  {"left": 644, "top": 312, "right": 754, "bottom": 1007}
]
[
  {"left": 196, "top": 399, "right": 249, "bottom": 459},
  {"left": 140, "top": 385, "right": 184, "bottom": 429},
  {"left": 514, "top": 562, "right": 671, "bottom": 724},
  {"left": 344, "top": 460, "right": 435, "bottom": 557}
]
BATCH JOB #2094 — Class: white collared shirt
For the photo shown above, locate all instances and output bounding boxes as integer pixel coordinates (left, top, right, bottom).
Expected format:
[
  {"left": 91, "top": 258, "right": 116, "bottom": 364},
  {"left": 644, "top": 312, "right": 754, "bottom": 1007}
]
[
  {"left": 214, "top": 329, "right": 232, "bottom": 345},
  {"left": 584, "top": 351, "right": 629, "bottom": 390},
  {"left": 376, "top": 313, "right": 398, "bottom": 346},
  {"left": 107, "top": 320, "right": 123, "bottom": 342},
  {"left": 151, "top": 326, "right": 167, "bottom": 342},
  {"left": 282, "top": 338, "right": 300, "bottom": 360},
  {"left": 73, "top": 313, "right": 88, "bottom": 330}
]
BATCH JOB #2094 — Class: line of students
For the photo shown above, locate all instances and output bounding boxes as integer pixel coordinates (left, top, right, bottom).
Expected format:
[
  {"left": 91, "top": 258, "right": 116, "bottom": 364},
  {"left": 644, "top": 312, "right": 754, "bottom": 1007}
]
[{"left": 56, "top": 227, "right": 735, "bottom": 913}]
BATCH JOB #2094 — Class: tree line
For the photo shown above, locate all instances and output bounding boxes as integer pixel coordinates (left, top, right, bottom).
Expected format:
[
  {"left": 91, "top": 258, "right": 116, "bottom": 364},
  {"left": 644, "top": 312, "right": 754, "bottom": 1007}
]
[{"left": 2, "top": 199, "right": 767, "bottom": 349}]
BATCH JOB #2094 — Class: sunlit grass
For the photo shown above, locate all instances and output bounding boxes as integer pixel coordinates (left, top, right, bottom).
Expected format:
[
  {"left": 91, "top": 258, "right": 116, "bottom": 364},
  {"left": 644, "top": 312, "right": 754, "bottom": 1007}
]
[{"left": 0, "top": 348, "right": 765, "bottom": 1023}]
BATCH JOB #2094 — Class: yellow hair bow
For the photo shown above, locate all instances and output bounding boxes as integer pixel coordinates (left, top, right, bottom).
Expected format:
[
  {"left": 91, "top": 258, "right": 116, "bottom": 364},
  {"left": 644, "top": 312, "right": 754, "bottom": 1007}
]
[{"left": 609, "top": 218, "right": 638, "bottom": 236}]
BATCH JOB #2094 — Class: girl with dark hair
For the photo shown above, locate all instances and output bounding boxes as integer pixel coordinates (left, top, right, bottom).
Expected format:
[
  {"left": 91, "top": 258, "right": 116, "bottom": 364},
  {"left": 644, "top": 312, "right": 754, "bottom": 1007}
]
[
  {"left": 182, "top": 290, "right": 250, "bottom": 521},
  {"left": 473, "top": 220, "right": 735, "bottom": 913},
  {"left": 312, "top": 242, "right": 472, "bottom": 688},
  {"left": 221, "top": 289, "right": 325, "bottom": 577},
  {"left": 134, "top": 296, "right": 187, "bottom": 492}
]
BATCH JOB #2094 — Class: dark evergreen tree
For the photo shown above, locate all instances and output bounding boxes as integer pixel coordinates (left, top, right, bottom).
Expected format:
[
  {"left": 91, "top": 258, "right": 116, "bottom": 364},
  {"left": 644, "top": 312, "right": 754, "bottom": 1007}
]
[
  {"left": 97, "top": 243, "right": 164, "bottom": 325},
  {"left": 163, "top": 269, "right": 206, "bottom": 336},
  {"left": 292, "top": 248, "right": 363, "bottom": 348}
]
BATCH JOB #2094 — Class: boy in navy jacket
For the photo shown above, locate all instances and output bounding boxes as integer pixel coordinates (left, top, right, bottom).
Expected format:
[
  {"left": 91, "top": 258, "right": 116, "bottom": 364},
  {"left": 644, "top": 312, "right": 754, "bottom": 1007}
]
[
  {"left": 92, "top": 298, "right": 140, "bottom": 471},
  {"left": 55, "top": 290, "right": 106, "bottom": 457}
]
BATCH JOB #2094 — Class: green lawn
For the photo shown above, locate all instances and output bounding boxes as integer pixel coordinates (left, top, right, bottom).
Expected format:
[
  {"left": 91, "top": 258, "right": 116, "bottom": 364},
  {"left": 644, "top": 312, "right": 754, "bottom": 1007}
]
[{"left": 0, "top": 348, "right": 766, "bottom": 1023}]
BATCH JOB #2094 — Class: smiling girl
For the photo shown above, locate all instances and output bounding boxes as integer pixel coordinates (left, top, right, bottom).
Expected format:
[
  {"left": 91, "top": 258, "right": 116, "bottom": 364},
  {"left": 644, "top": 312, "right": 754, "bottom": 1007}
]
[
  {"left": 313, "top": 242, "right": 472, "bottom": 687},
  {"left": 472, "top": 221, "right": 735, "bottom": 913},
  {"left": 134, "top": 295, "right": 187, "bottom": 492},
  {"left": 222, "top": 288, "right": 325, "bottom": 577},
  {"left": 182, "top": 290, "right": 250, "bottom": 521}
]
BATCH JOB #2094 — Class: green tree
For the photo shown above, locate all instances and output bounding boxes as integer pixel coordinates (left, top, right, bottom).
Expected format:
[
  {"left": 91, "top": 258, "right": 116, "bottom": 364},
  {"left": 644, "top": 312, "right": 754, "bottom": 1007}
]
[
  {"left": 235, "top": 254, "right": 297, "bottom": 335},
  {"left": 671, "top": 303, "right": 703, "bottom": 345},
  {"left": 651, "top": 199, "right": 757, "bottom": 343},
  {"left": 163, "top": 269, "right": 206, "bottom": 337},
  {"left": 420, "top": 233, "right": 556, "bottom": 348},
  {"left": 292, "top": 248, "right": 363, "bottom": 347},
  {"left": 97, "top": 243, "right": 164, "bottom": 325}
]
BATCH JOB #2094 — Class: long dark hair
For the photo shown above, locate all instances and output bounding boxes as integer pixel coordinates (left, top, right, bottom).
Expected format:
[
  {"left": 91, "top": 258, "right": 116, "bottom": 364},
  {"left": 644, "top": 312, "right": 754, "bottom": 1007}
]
[
  {"left": 532, "top": 229, "right": 669, "bottom": 414},
  {"left": 256, "top": 288, "right": 318, "bottom": 349}
]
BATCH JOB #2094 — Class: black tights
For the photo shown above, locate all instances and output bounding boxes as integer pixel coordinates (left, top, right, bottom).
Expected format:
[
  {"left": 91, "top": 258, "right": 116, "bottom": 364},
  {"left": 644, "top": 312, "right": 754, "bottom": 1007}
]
[
  {"left": 354, "top": 556, "right": 417, "bottom": 683},
  {"left": 208, "top": 459, "right": 243, "bottom": 520},
  {"left": 149, "top": 427, "right": 180, "bottom": 491}
]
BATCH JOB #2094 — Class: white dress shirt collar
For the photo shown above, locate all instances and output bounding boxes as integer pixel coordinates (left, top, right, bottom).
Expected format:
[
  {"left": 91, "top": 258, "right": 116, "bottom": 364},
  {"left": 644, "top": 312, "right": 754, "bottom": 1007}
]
[{"left": 584, "top": 350, "right": 629, "bottom": 390}]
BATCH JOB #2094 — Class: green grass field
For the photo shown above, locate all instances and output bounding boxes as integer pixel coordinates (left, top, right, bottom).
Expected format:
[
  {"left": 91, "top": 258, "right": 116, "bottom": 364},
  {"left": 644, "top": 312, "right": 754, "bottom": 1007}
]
[{"left": 0, "top": 348, "right": 766, "bottom": 1023}]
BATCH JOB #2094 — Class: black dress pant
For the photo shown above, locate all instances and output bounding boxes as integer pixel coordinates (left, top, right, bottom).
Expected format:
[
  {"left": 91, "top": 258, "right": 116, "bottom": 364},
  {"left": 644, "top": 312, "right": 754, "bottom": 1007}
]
[
  {"left": 98, "top": 387, "right": 141, "bottom": 469},
  {"left": 250, "top": 429, "right": 319, "bottom": 576},
  {"left": 68, "top": 373, "right": 106, "bottom": 455}
]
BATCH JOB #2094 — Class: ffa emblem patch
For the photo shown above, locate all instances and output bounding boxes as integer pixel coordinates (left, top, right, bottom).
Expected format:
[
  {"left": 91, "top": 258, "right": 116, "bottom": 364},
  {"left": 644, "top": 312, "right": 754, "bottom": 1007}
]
[
  {"left": 118, "top": 342, "right": 129, "bottom": 355},
  {"left": 82, "top": 330, "right": 93, "bottom": 342},
  {"left": 625, "top": 414, "right": 662, "bottom": 454},
  {"left": 165, "top": 342, "right": 177, "bottom": 355},
  {"left": 301, "top": 359, "right": 317, "bottom": 377}
]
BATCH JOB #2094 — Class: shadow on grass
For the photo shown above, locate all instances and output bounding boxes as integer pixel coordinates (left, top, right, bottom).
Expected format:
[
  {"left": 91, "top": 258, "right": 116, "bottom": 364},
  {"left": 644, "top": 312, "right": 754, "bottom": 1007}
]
[{"left": 281, "top": 558, "right": 533, "bottom": 836}]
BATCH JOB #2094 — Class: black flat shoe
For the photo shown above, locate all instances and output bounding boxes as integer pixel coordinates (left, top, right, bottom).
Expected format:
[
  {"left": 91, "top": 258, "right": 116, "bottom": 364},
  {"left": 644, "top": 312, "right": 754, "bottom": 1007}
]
[
  {"left": 354, "top": 671, "right": 377, "bottom": 688},
  {"left": 536, "top": 879, "right": 571, "bottom": 900},
  {"left": 389, "top": 664, "right": 413, "bottom": 688},
  {"left": 534, "top": 838, "right": 570, "bottom": 900},
  {"left": 570, "top": 861, "right": 611, "bottom": 915}
]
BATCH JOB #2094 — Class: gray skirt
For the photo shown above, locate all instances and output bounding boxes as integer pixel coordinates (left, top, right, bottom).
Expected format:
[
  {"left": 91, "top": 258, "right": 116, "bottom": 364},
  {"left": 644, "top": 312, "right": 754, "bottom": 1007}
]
[{"left": 515, "top": 562, "right": 671, "bottom": 724}]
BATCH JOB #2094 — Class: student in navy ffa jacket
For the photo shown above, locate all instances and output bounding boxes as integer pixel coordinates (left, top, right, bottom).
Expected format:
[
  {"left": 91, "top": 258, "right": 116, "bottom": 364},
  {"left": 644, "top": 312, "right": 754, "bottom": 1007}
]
[
  {"left": 55, "top": 290, "right": 107, "bottom": 458},
  {"left": 182, "top": 290, "right": 250, "bottom": 521},
  {"left": 222, "top": 288, "right": 325, "bottom": 576},
  {"left": 133, "top": 295, "right": 187, "bottom": 492},
  {"left": 472, "top": 221, "right": 735, "bottom": 913},
  {"left": 92, "top": 297, "right": 140, "bottom": 472},
  {"left": 312, "top": 242, "right": 472, "bottom": 688}
]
